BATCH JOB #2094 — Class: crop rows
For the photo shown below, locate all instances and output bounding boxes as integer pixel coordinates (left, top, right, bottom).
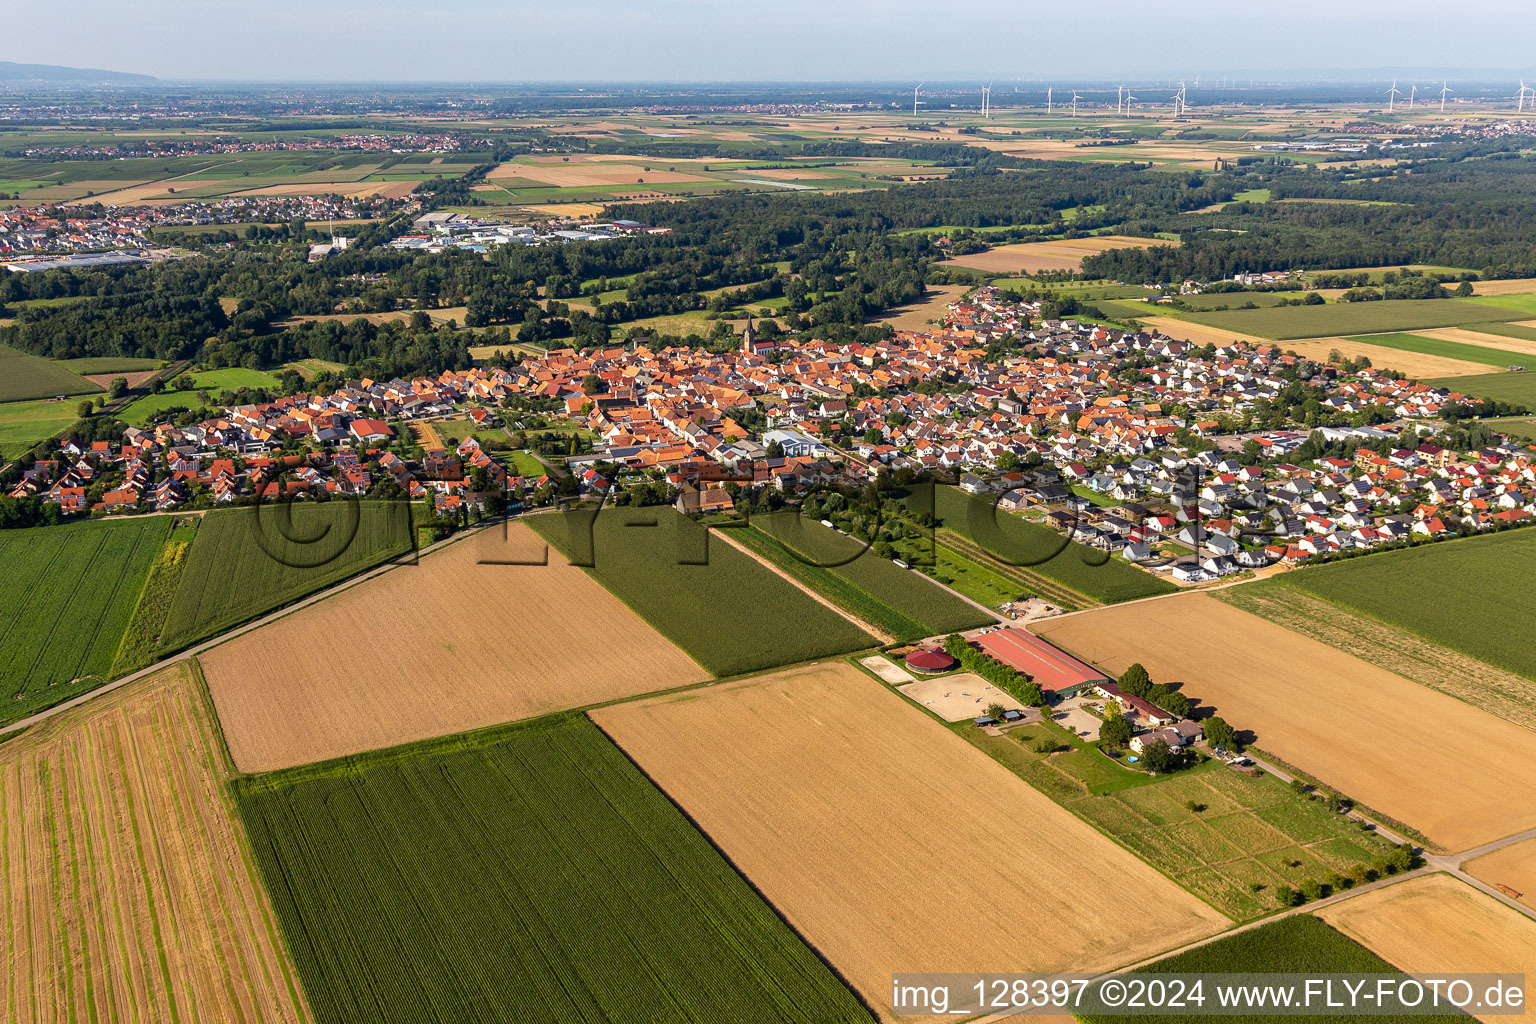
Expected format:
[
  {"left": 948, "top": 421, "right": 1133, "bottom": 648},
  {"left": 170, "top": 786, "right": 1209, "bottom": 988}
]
[
  {"left": 938, "top": 531, "right": 1089, "bottom": 611},
  {"left": 235, "top": 716, "right": 873, "bottom": 1024},
  {"left": 158, "top": 501, "right": 413, "bottom": 653},
  {"left": 931, "top": 486, "right": 1175, "bottom": 604},
  {"left": 529, "top": 507, "right": 873, "bottom": 676},
  {"left": 110, "top": 538, "right": 189, "bottom": 676},
  {"left": 733, "top": 516, "right": 991, "bottom": 640},
  {"left": 0, "top": 518, "right": 168, "bottom": 726}
]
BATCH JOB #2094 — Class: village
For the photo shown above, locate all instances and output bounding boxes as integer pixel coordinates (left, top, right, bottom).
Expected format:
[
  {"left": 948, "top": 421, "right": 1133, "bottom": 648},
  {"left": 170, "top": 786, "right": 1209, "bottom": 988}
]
[{"left": 8, "top": 286, "right": 1534, "bottom": 585}]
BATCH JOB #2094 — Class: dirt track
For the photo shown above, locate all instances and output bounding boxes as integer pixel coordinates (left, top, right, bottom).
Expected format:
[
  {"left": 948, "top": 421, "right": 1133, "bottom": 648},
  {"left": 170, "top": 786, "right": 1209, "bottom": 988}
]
[{"left": 593, "top": 661, "right": 1228, "bottom": 1023}]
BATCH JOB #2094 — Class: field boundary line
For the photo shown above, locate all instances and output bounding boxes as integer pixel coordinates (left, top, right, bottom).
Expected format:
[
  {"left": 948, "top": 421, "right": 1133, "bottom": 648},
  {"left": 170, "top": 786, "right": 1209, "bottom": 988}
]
[{"left": 714, "top": 529, "right": 894, "bottom": 644}]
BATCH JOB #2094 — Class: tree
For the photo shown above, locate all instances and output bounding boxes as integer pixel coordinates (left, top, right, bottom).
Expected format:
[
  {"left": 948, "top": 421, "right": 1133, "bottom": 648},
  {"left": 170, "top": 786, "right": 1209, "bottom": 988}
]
[
  {"left": 107, "top": 376, "right": 128, "bottom": 399},
  {"left": 76, "top": 400, "right": 94, "bottom": 418},
  {"left": 1139, "top": 738, "right": 1182, "bottom": 774},
  {"left": 997, "top": 451, "right": 1020, "bottom": 471},
  {"left": 1100, "top": 715, "right": 1133, "bottom": 749},
  {"left": 1119, "top": 662, "right": 1152, "bottom": 697},
  {"left": 985, "top": 702, "right": 1007, "bottom": 721},
  {"left": 1274, "top": 884, "right": 1300, "bottom": 907},
  {"left": 863, "top": 426, "right": 884, "bottom": 445},
  {"left": 582, "top": 374, "right": 602, "bottom": 395},
  {"left": 1203, "top": 716, "right": 1239, "bottom": 751}
]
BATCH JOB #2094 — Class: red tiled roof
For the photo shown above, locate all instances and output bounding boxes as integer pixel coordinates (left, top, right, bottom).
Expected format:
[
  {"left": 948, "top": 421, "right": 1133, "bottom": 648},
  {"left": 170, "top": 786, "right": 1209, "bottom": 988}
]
[{"left": 973, "top": 628, "right": 1110, "bottom": 692}]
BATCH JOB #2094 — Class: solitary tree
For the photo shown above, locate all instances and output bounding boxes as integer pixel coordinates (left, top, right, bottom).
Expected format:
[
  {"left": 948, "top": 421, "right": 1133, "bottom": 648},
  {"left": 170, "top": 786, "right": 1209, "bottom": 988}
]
[
  {"left": 1099, "top": 715, "right": 1133, "bottom": 749},
  {"left": 1119, "top": 662, "right": 1152, "bottom": 697},
  {"left": 1204, "top": 716, "right": 1240, "bottom": 751},
  {"left": 107, "top": 376, "right": 129, "bottom": 399}
]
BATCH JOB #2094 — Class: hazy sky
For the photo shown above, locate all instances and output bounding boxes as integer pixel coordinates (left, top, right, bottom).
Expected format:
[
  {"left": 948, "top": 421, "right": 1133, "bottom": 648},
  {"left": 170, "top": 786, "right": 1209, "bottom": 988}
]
[{"left": 8, "top": 0, "right": 1536, "bottom": 82}]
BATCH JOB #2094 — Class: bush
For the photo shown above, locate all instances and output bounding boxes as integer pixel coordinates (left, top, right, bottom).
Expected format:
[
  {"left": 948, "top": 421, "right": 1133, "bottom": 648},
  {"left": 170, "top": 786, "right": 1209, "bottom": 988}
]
[
  {"left": 1298, "top": 879, "right": 1324, "bottom": 902},
  {"left": 1274, "top": 884, "right": 1299, "bottom": 907}
]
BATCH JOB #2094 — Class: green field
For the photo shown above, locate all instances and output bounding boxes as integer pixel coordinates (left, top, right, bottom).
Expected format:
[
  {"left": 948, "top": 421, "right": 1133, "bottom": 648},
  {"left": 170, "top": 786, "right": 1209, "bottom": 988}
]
[
  {"left": 734, "top": 514, "right": 993, "bottom": 640},
  {"left": 0, "top": 517, "right": 170, "bottom": 725},
  {"left": 0, "top": 397, "right": 84, "bottom": 460},
  {"left": 1422, "top": 369, "right": 1536, "bottom": 406},
  {"left": 118, "top": 367, "right": 284, "bottom": 425},
  {"left": 0, "top": 344, "right": 102, "bottom": 403},
  {"left": 529, "top": 506, "right": 874, "bottom": 676},
  {"left": 1186, "top": 299, "right": 1528, "bottom": 340},
  {"left": 1231, "top": 188, "right": 1271, "bottom": 202},
  {"left": 966, "top": 725, "right": 1395, "bottom": 921},
  {"left": 1340, "top": 333, "right": 1518, "bottom": 368},
  {"left": 1465, "top": 292, "right": 1536, "bottom": 317},
  {"left": 1465, "top": 320, "right": 1536, "bottom": 343},
  {"left": 158, "top": 501, "right": 415, "bottom": 653},
  {"left": 1083, "top": 915, "right": 1457, "bottom": 1024},
  {"left": 1276, "top": 530, "right": 1536, "bottom": 681},
  {"left": 53, "top": 356, "right": 164, "bottom": 374},
  {"left": 236, "top": 715, "right": 873, "bottom": 1024},
  {"left": 927, "top": 486, "right": 1175, "bottom": 605}
]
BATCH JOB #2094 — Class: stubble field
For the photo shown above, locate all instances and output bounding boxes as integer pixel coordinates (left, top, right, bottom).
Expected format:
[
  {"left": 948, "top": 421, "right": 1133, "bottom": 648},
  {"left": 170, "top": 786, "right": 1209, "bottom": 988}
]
[
  {"left": 1465, "top": 838, "right": 1536, "bottom": 912},
  {"left": 1032, "top": 594, "right": 1536, "bottom": 851},
  {"left": 199, "top": 522, "right": 708, "bottom": 772},
  {"left": 944, "top": 235, "right": 1175, "bottom": 274},
  {"left": 1318, "top": 874, "right": 1536, "bottom": 1023},
  {"left": 0, "top": 661, "right": 310, "bottom": 1024},
  {"left": 591, "top": 661, "right": 1229, "bottom": 1022}
]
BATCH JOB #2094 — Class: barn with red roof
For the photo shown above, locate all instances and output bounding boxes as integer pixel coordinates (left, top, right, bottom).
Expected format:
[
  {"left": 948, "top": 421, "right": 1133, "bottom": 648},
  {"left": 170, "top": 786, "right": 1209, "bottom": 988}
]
[{"left": 972, "top": 628, "right": 1109, "bottom": 698}]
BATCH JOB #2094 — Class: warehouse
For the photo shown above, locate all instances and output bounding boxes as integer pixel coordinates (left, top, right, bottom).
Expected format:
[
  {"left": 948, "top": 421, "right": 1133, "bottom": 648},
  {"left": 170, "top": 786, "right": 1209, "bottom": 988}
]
[{"left": 972, "top": 627, "right": 1109, "bottom": 698}]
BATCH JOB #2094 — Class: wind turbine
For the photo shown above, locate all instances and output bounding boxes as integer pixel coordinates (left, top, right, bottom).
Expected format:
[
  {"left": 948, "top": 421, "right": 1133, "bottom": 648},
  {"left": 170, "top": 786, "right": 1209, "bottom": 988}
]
[
  {"left": 1071, "top": 89, "right": 1081, "bottom": 116},
  {"left": 1440, "top": 80, "right": 1453, "bottom": 113},
  {"left": 1520, "top": 80, "right": 1534, "bottom": 113},
  {"left": 1047, "top": 86, "right": 1053, "bottom": 115},
  {"left": 1385, "top": 78, "right": 1402, "bottom": 113},
  {"left": 1175, "top": 80, "right": 1187, "bottom": 116},
  {"left": 1408, "top": 84, "right": 1416, "bottom": 109},
  {"left": 1117, "top": 83, "right": 1124, "bottom": 116},
  {"left": 913, "top": 82, "right": 924, "bottom": 117},
  {"left": 1124, "top": 89, "right": 1136, "bottom": 115}
]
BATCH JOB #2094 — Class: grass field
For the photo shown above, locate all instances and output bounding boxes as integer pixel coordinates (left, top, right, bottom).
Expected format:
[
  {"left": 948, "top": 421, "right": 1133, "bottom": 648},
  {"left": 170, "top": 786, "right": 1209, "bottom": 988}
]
[
  {"left": 1034, "top": 593, "right": 1536, "bottom": 851},
  {"left": 0, "top": 517, "right": 169, "bottom": 726},
  {"left": 235, "top": 714, "right": 872, "bottom": 1024},
  {"left": 1276, "top": 531, "right": 1536, "bottom": 681},
  {"left": 0, "top": 397, "right": 84, "bottom": 460},
  {"left": 1422, "top": 369, "right": 1536, "bottom": 406},
  {"left": 53, "top": 356, "right": 164, "bottom": 375},
  {"left": 199, "top": 522, "right": 706, "bottom": 772},
  {"left": 0, "top": 661, "right": 312, "bottom": 1023},
  {"left": 530, "top": 507, "right": 874, "bottom": 675},
  {"left": 0, "top": 345, "right": 102, "bottom": 403},
  {"left": 927, "top": 485, "right": 1175, "bottom": 604},
  {"left": 734, "top": 514, "right": 993, "bottom": 640},
  {"left": 119, "top": 368, "right": 283, "bottom": 425},
  {"left": 1083, "top": 916, "right": 1456, "bottom": 1024},
  {"left": 593, "top": 662, "right": 1228, "bottom": 1022},
  {"left": 1318, "top": 874, "right": 1536, "bottom": 1023},
  {"left": 963, "top": 724, "right": 1397, "bottom": 920},
  {"left": 1338, "top": 332, "right": 1521, "bottom": 368},
  {"left": 158, "top": 500, "right": 414, "bottom": 654},
  {"left": 1186, "top": 299, "right": 1529, "bottom": 340}
]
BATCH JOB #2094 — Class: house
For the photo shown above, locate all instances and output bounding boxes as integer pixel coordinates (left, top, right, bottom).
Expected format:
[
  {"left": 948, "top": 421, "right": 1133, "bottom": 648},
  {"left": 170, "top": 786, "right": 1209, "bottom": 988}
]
[
  {"left": 674, "top": 486, "right": 735, "bottom": 515},
  {"left": 349, "top": 418, "right": 395, "bottom": 443}
]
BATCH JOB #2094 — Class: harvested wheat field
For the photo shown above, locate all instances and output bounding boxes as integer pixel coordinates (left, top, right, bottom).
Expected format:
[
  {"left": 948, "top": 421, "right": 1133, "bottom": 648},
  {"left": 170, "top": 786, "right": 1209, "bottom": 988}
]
[
  {"left": 82, "top": 370, "right": 159, "bottom": 389},
  {"left": 1465, "top": 839, "right": 1536, "bottom": 913},
  {"left": 873, "top": 283, "right": 970, "bottom": 330},
  {"left": 489, "top": 162, "right": 709, "bottom": 186},
  {"left": 1033, "top": 594, "right": 1536, "bottom": 851},
  {"left": 1469, "top": 277, "right": 1536, "bottom": 296},
  {"left": 1319, "top": 875, "right": 1536, "bottom": 1022},
  {"left": 226, "top": 180, "right": 419, "bottom": 199},
  {"left": 200, "top": 522, "right": 707, "bottom": 772},
  {"left": 1279, "top": 336, "right": 1496, "bottom": 377},
  {"left": 1141, "top": 316, "right": 1270, "bottom": 347},
  {"left": 945, "top": 235, "right": 1176, "bottom": 275},
  {"left": 0, "top": 661, "right": 310, "bottom": 1024},
  {"left": 592, "top": 661, "right": 1228, "bottom": 1022}
]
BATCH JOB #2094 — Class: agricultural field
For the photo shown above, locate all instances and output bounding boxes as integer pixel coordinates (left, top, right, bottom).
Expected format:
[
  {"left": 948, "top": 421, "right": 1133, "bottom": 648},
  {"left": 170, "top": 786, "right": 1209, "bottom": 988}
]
[
  {"left": 735, "top": 513, "right": 993, "bottom": 640},
  {"left": 1184, "top": 298, "right": 1528, "bottom": 341},
  {"left": 0, "top": 345, "right": 102, "bottom": 403},
  {"left": 53, "top": 356, "right": 164, "bottom": 375},
  {"left": 0, "top": 397, "right": 85, "bottom": 460},
  {"left": 1410, "top": 325, "right": 1536, "bottom": 360},
  {"left": 927, "top": 485, "right": 1175, "bottom": 605},
  {"left": 1465, "top": 838, "right": 1536, "bottom": 913},
  {"left": 867, "top": 283, "right": 969, "bottom": 330},
  {"left": 1318, "top": 874, "right": 1536, "bottom": 1023},
  {"left": 1334, "top": 332, "right": 1522, "bottom": 368},
  {"left": 0, "top": 660, "right": 311, "bottom": 1024},
  {"left": 1033, "top": 594, "right": 1536, "bottom": 851},
  {"left": 199, "top": 521, "right": 707, "bottom": 771},
  {"left": 235, "top": 714, "right": 872, "bottom": 1024},
  {"left": 530, "top": 507, "right": 874, "bottom": 676},
  {"left": 119, "top": 368, "right": 284, "bottom": 425},
  {"left": 943, "top": 234, "right": 1174, "bottom": 275},
  {"left": 1084, "top": 916, "right": 1457, "bottom": 1024},
  {"left": 158, "top": 500, "right": 414, "bottom": 655},
  {"left": 1423, "top": 369, "right": 1536, "bottom": 406},
  {"left": 0, "top": 517, "right": 169, "bottom": 727},
  {"left": 1275, "top": 531, "right": 1536, "bottom": 682},
  {"left": 963, "top": 724, "right": 1399, "bottom": 920},
  {"left": 592, "top": 662, "right": 1228, "bottom": 1021},
  {"left": 1218, "top": 582, "right": 1536, "bottom": 733}
]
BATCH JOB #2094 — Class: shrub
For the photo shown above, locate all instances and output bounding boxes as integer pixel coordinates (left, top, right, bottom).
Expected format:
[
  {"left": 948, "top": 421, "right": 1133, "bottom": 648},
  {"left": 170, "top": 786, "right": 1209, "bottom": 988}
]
[{"left": 1274, "top": 884, "right": 1299, "bottom": 907}]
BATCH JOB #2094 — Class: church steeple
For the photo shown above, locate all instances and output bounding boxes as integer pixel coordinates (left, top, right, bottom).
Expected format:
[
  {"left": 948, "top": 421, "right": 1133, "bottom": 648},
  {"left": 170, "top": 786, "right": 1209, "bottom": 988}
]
[{"left": 741, "top": 313, "right": 755, "bottom": 354}]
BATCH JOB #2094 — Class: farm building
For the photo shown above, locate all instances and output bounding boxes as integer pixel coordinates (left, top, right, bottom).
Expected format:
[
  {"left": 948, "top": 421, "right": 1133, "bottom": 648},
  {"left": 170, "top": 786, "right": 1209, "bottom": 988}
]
[
  {"left": 973, "top": 628, "right": 1110, "bottom": 698},
  {"left": 905, "top": 649, "right": 957, "bottom": 674}
]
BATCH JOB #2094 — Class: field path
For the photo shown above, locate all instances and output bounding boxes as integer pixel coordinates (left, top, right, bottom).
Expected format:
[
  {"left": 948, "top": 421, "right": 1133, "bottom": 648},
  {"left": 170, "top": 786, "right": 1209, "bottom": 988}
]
[{"left": 714, "top": 529, "right": 896, "bottom": 644}]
